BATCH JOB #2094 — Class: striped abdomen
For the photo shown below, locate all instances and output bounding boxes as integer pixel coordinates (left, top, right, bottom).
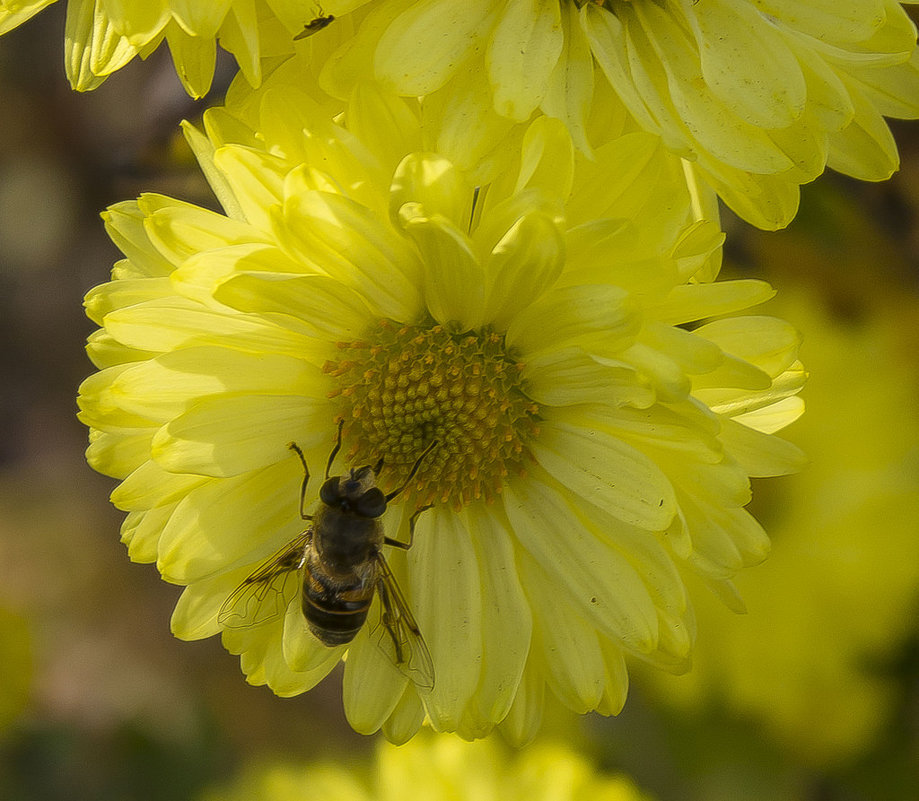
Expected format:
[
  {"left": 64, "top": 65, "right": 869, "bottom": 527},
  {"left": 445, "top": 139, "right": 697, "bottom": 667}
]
[{"left": 301, "top": 551, "right": 374, "bottom": 646}]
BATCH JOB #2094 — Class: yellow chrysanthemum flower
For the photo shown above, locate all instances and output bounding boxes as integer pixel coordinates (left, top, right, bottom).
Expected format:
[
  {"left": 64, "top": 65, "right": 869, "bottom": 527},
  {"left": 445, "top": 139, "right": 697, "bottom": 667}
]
[
  {"left": 202, "top": 735, "right": 656, "bottom": 801},
  {"left": 0, "top": 0, "right": 330, "bottom": 97},
  {"left": 317, "top": 0, "right": 919, "bottom": 229},
  {"left": 77, "top": 71, "right": 805, "bottom": 741}
]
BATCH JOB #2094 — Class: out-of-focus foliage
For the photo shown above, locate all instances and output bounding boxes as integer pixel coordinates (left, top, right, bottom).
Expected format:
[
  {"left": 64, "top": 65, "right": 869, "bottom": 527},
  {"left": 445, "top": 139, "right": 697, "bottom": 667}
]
[{"left": 0, "top": 607, "right": 31, "bottom": 734}]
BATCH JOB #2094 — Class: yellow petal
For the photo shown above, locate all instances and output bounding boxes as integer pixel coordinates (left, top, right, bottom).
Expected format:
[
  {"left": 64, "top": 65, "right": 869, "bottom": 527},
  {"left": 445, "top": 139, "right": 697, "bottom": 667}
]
[
  {"left": 503, "top": 467, "right": 662, "bottom": 650},
  {"left": 409, "top": 507, "right": 483, "bottom": 731},
  {"left": 374, "top": 0, "right": 492, "bottom": 95},
  {"left": 487, "top": 0, "right": 563, "bottom": 120}
]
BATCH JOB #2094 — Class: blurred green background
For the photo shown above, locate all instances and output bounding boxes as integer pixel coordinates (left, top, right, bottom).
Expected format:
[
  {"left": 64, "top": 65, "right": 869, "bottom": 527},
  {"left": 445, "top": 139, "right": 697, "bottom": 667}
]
[{"left": 1, "top": 6, "right": 918, "bottom": 800}]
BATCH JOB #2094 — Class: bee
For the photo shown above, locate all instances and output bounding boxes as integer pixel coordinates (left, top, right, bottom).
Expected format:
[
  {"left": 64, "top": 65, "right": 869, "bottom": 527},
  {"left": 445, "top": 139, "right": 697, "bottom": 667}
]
[
  {"left": 294, "top": 9, "right": 335, "bottom": 40},
  {"left": 218, "top": 422, "right": 436, "bottom": 691}
]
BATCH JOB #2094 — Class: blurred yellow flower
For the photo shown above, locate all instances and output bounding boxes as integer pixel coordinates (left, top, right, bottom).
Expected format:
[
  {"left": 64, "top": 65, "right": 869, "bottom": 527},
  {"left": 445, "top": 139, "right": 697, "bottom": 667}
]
[
  {"left": 77, "top": 67, "right": 805, "bottom": 741},
  {"left": 200, "top": 735, "right": 656, "bottom": 801},
  {"left": 0, "top": 0, "right": 330, "bottom": 96},
  {"left": 317, "top": 0, "right": 919, "bottom": 230},
  {"left": 638, "top": 287, "right": 919, "bottom": 767}
]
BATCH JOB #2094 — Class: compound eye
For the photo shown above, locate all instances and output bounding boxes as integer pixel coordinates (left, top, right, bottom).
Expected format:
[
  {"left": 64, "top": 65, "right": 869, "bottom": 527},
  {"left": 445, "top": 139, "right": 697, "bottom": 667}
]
[
  {"left": 356, "top": 487, "right": 386, "bottom": 518},
  {"left": 319, "top": 477, "right": 343, "bottom": 506}
]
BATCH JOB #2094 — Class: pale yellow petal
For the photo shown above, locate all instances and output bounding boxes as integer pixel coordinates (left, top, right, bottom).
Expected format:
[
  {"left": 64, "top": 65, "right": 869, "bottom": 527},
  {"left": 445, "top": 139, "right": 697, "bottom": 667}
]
[
  {"left": 99, "top": 0, "right": 169, "bottom": 42},
  {"left": 103, "top": 297, "right": 319, "bottom": 358},
  {"left": 155, "top": 459, "right": 304, "bottom": 582},
  {"left": 349, "top": 84, "right": 423, "bottom": 176},
  {"left": 408, "top": 507, "right": 482, "bottom": 731},
  {"left": 139, "top": 193, "right": 266, "bottom": 265},
  {"left": 541, "top": 2, "right": 594, "bottom": 153},
  {"left": 213, "top": 271, "right": 375, "bottom": 342},
  {"left": 102, "top": 201, "right": 174, "bottom": 276},
  {"left": 390, "top": 152, "right": 472, "bottom": 234},
  {"left": 283, "top": 602, "right": 347, "bottom": 673},
  {"left": 181, "top": 121, "right": 248, "bottom": 222},
  {"left": 120, "top": 505, "right": 172, "bottom": 563},
  {"left": 65, "top": 0, "right": 136, "bottom": 90},
  {"left": 520, "top": 554, "right": 605, "bottom": 713},
  {"left": 398, "top": 208, "right": 486, "bottom": 331},
  {"left": 483, "top": 212, "right": 564, "bottom": 330},
  {"left": 506, "top": 284, "right": 637, "bottom": 359},
  {"left": 374, "top": 0, "right": 492, "bottom": 95},
  {"left": 487, "top": 0, "right": 563, "bottom": 121},
  {"left": 169, "top": 0, "right": 231, "bottom": 38},
  {"left": 0, "top": 0, "right": 55, "bottom": 36},
  {"left": 529, "top": 417, "right": 676, "bottom": 531},
  {"left": 381, "top": 686, "right": 426, "bottom": 745},
  {"left": 151, "top": 393, "right": 328, "bottom": 478},
  {"left": 467, "top": 506, "right": 531, "bottom": 726},
  {"left": 213, "top": 145, "right": 286, "bottom": 229},
  {"left": 164, "top": 21, "right": 217, "bottom": 98},
  {"left": 343, "top": 619, "right": 409, "bottom": 734},
  {"left": 515, "top": 115, "right": 574, "bottom": 199},
  {"left": 695, "top": 0, "right": 806, "bottom": 128},
  {"left": 503, "top": 468, "right": 661, "bottom": 651},
  {"left": 281, "top": 190, "right": 423, "bottom": 321},
  {"left": 499, "top": 662, "right": 545, "bottom": 747},
  {"left": 718, "top": 418, "right": 807, "bottom": 477},
  {"left": 645, "top": 279, "right": 775, "bottom": 326},
  {"left": 111, "top": 459, "right": 206, "bottom": 511},
  {"left": 521, "top": 347, "right": 654, "bottom": 409},
  {"left": 170, "top": 567, "right": 247, "bottom": 640},
  {"left": 694, "top": 315, "right": 801, "bottom": 378}
]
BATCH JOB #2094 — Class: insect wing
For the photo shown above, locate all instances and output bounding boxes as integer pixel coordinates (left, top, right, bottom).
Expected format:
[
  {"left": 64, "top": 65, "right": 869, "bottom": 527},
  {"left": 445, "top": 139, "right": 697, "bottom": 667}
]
[
  {"left": 367, "top": 553, "right": 435, "bottom": 691},
  {"left": 218, "top": 532, "right": 310, "bottom": 628}
]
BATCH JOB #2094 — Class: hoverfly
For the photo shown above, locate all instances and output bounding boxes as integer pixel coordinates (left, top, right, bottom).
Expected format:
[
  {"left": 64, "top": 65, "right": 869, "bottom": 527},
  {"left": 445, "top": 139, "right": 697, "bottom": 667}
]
[
  {"left": 218, "top": 422, "right": 436, "bottom": 691},
  {"left": 294, "top": 8, "right": 335, "bottom": 40}
]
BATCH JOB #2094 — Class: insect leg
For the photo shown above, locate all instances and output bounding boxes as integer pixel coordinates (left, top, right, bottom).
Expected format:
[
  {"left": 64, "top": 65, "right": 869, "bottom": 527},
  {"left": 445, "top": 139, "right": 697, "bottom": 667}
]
[
  {"left": 384, "top": 504, "right": 433, "bottom": 550},
  {"left": 384, "top": 439, "right": 438, "bottom": 503},
  {"left": 325, "top": 419, "right": 344, "bottom": 479},
  {"left": 288, "top": 442, "right": 313, "bottom": 521}
]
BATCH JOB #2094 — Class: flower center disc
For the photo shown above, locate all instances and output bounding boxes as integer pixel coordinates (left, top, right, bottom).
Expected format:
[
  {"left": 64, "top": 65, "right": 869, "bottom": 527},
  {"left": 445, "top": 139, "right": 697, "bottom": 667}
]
[{"left": 325, "top": 320, "right": 541, "bottom": 507}]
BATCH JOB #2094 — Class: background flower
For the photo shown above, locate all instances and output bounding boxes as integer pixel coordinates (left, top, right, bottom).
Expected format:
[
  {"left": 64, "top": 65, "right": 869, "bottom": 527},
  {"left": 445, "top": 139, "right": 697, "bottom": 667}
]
[
  {"left": 316, "top": 0, "right": 919, "bottom": 230},
  {"left": 75, "top": 63, "right": 804, "bottom": 742},
  {"left": 7, "top": 1, "right": 918, "bottom": 231},
  {"left": 200, "top": 735, "right": 657, "bottom": 801}
]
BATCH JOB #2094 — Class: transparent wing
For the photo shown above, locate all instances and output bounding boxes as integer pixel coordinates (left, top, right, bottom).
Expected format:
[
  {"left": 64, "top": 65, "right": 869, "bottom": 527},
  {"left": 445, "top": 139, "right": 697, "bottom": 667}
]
[
  {"left": 367, "top": 553, "right": 435, "bottom": 692},
  {"left": 217, "top": 531, "right": 311, "bottom": 629}
]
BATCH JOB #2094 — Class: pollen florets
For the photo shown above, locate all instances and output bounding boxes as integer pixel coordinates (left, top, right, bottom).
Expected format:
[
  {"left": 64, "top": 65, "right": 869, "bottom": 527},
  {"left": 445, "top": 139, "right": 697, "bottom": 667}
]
[{"left": 325, "top": 320, "right": 541, "bottom": 507}]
